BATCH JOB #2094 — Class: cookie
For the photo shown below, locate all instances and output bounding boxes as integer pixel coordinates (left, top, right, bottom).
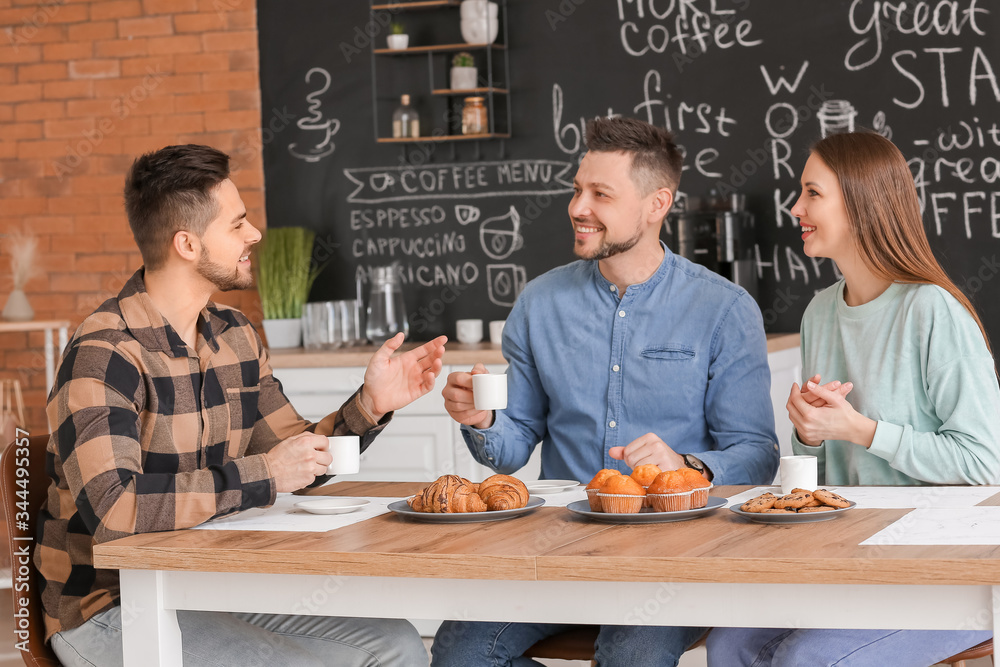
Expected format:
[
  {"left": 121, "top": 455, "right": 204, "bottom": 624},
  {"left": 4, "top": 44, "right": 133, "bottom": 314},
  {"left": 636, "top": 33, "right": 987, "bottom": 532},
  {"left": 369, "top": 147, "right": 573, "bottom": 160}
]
[
  {"left": 774, "top": 492, "right": 813, "bottom": 510},
  {"left": 791, "top": 488, "right": 812, "bottom": 494},
  {"left": 761, "top": 508, "right": 796, "bottom": 514},
  {"left": 813, "top": 489, "right": 850, "bottom": 508},
  {"left": 741, "top": 492, "right": 777, "bottom": 513},
  {"left": 797, "top": 506, "right": 835, "bottom": 513}
]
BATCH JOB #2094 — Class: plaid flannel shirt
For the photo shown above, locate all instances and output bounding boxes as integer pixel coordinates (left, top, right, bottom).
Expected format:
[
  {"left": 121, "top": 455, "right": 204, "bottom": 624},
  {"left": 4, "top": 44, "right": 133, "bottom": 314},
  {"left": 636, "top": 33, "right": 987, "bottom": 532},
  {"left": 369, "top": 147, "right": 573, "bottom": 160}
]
[{"left": 35, "top": 269, "right": 388, "bottom": 640}]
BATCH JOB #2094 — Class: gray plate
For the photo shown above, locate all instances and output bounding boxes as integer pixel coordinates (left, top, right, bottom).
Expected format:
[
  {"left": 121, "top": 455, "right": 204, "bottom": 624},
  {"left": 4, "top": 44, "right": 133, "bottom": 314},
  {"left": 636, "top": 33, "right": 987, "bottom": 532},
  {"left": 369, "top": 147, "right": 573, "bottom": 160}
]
[
  {"left": 387, "top": 496, "right": 545, "bottom": 522},
  {"left": 729, "top": 500, "right": 857, "bottom": 523},
  {"left": 565, "top": 496, "right": 726, "bottom": 523}
]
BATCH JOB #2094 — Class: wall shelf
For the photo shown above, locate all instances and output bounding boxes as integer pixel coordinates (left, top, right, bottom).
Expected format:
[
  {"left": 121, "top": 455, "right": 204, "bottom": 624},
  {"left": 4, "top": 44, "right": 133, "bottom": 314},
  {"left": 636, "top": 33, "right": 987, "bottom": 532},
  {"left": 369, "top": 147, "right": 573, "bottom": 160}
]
[
  {"left": 376, "top": 133, "right": 510, "bottom": 143},
  {"left": 375, "top": 43, "right": 505, "bottom": 55},
  {"left": 371, "top": 1, "right": 460, "bottom": 10},
  {"left": 431, "top": 87, "right": 507, "bottom": 95}
]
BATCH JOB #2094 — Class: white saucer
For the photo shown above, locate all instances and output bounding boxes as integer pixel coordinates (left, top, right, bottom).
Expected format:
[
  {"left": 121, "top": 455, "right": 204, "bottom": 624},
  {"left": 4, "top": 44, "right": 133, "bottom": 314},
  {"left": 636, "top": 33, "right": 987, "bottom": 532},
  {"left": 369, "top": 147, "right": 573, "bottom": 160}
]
[
  {"left": 525, "top": 480, "right": 580, "bottom": 494},
  {"left": 295, "top": 498, "right": 371, "bottom": 515}
]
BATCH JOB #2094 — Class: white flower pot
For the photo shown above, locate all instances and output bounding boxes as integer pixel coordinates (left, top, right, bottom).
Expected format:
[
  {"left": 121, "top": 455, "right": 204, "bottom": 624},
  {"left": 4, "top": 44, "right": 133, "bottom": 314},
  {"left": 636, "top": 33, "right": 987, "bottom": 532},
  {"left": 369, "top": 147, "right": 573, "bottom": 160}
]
[
  {"left": 450, "top": 66, "right": 478, "bottom": 90},
  {"left": 386, "top": 34, "right": 409, "bottom": 50},
  {"left": 262, "top": 318, "right": 302, "bottom": 349}
]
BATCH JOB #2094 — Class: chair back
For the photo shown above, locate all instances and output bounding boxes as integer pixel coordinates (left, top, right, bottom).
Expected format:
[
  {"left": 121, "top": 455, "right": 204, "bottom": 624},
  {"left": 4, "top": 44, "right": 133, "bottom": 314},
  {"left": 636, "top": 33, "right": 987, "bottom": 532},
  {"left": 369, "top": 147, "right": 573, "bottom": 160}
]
[{"left": 2, "top": 433, "right": 61, "bottom": 666}]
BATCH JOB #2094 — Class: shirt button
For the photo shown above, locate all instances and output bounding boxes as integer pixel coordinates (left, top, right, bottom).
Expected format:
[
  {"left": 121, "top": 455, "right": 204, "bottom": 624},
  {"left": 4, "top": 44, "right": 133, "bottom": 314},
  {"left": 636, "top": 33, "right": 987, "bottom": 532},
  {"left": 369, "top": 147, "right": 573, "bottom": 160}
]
[
  {"left": 609, "top": 420, "right": 617, "bottom": 428},
  {"left": 610, "top": 285, "right": 617, "bottom": 292},
  {"left": 618, "top": 310, "right": 625, "bottom": 317},
  {"left": 612, "top": 364, "right": 620, "bottom": 372}
]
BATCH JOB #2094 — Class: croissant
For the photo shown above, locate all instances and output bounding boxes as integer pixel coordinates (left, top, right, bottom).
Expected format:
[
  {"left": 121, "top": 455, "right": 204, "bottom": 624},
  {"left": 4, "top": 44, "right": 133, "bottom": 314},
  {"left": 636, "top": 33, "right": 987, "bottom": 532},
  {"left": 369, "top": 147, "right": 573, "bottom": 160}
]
[
  {"left": 478, "top": 474, "right": 529, "bottom": 511},
  {"left": 420, "top": 475, "right": 487, "bottom": 513}
]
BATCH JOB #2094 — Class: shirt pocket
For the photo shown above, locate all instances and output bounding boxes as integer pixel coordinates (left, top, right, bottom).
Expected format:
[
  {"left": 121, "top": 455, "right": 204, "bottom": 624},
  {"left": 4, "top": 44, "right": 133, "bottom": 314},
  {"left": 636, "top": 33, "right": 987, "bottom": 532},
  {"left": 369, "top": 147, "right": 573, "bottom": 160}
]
[
  {"left": 640, "top": 345, "right": 696, "bottom": 361},
  {"left": 226, "top": 386, "right": 260, "bottom": 458}
]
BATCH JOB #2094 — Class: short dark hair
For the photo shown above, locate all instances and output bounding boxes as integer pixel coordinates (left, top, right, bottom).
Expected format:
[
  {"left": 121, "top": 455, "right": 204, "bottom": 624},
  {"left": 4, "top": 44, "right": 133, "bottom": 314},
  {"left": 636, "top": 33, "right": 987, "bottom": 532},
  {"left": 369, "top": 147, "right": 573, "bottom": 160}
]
[
  {"left": 585, "top": 116, "right": 683, "bottom": 196},
  {"left": 124, "top": 144, "right": 230, "bottom": 270}
]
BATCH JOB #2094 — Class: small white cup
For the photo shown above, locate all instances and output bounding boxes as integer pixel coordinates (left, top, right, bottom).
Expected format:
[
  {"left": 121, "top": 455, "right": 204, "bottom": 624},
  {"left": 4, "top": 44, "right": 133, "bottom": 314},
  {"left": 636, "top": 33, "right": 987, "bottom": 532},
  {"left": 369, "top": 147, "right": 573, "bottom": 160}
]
[
  {"left": 326, "top": 436, "right": 360, "bottom": 475},
  {"left": 779, "top": 455, "right": 817, "bottom": 495},
  {"left": 489, "top": 319, "right": 506, "bottom": 345},
  {"left": 456, "top": 318, "right": 484, "bottom": 344},
  {"left": 472, "top": 373, "right": 507, "bottom": 410}
]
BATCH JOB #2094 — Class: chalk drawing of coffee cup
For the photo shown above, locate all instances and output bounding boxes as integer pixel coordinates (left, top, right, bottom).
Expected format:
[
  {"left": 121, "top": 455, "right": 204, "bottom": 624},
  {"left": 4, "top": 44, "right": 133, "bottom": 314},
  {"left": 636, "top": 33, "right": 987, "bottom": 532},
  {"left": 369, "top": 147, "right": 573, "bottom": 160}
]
[
  {"left": 480, "top": 206, "right": 523, "bottom": 260},
  {"left": 487, "top": 264, "right": 526, "bottom": 307},
  {"left": 817, "top": 100, "right": 857, "bottom": 138}
]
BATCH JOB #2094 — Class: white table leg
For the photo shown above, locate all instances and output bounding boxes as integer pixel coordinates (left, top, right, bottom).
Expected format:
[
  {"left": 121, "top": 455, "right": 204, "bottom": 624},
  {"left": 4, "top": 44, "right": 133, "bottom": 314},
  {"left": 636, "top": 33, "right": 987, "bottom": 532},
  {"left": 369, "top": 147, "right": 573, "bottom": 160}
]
[
  {"left": 43, "top": 328, "right": 54, "bottom": 391},
  {"left": 119, "top": 569, "right": 183, "bottom": 667}
]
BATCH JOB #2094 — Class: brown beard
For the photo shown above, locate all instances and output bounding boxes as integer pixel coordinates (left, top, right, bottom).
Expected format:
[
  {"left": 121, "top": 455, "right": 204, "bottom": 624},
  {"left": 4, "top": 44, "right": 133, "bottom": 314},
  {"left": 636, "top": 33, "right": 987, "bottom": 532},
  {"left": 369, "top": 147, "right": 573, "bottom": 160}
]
[
  {"left": 573, "top": 223, "right": 644, "bottom": 261},
  {"left": 196, "top": 246, "right": 253, "bottom": 291}
]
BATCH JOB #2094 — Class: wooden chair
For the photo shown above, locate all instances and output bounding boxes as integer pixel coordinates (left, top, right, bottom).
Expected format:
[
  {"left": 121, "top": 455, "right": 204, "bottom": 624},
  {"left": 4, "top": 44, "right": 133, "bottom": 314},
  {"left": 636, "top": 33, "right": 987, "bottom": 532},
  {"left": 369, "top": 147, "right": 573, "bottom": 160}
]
[
  {"left": 944, "top": 638, "right": 993, "bottom": 666},
  {"left": 2, "top": 433, "right": 62, "bottom": 666}
]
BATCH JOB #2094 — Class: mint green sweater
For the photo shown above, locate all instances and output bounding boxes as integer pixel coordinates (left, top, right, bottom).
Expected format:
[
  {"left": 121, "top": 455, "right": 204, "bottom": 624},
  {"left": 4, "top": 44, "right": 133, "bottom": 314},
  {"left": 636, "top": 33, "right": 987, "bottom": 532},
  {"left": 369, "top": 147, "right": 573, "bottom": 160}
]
[{"left": 792, "top": 281, "right": 1000, "bottom": 485}]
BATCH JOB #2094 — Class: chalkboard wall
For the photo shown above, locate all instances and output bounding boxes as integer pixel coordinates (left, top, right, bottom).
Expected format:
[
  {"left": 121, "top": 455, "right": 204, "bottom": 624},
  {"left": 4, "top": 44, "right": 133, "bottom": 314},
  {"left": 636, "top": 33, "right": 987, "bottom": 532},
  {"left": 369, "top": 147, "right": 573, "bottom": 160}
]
[{"left": 258, "top": 0, "right": 1000, "bottom": 350}]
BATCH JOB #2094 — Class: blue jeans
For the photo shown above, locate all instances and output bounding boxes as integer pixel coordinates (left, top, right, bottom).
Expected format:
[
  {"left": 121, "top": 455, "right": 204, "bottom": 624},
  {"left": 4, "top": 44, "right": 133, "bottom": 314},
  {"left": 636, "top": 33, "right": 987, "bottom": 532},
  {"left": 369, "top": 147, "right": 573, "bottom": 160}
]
[
  {"left": 51, "top": 604, "right": 428, "bottom": 667},
  {"left": 431, "top": 621, "right": 706, "bottom": 667},
  {"left": 706, "top": 627, "right": 992, "bottom": 667}
]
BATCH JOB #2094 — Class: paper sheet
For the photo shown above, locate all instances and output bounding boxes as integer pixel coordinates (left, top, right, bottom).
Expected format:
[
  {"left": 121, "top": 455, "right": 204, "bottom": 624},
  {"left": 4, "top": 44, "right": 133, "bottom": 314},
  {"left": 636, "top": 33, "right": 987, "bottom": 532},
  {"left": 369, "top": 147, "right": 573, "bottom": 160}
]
[
  {"left": 191, "top": 494, "right": 399, "bottom": 532},
  {"left": 724, "top": 485, "right": 999, "bottom": 509},
  {"left": 860, "top": 507, "right": 1000, "bottom": 545}
]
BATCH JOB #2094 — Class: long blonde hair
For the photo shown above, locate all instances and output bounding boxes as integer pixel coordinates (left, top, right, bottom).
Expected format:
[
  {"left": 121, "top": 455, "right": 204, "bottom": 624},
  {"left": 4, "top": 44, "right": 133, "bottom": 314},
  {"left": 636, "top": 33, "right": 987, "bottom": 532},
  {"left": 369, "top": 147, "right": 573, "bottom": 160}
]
[{"left": 811, "top": 131, "right": 992, "bottom": 354}]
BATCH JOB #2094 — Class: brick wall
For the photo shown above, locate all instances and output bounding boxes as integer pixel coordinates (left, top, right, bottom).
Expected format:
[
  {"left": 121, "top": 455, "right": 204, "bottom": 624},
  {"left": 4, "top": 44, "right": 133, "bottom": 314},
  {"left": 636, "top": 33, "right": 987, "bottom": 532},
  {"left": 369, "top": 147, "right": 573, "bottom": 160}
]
[{"left": 0, "top": 0, "right": 267, "bottom": 434}]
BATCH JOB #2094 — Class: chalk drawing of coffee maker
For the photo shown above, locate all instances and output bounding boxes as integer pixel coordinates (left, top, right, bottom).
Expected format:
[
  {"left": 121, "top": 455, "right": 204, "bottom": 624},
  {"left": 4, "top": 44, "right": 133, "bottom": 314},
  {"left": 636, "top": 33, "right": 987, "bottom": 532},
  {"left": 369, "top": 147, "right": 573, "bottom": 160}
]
[
  {"left": 487, "top": 264, "right": 526, "bottom": 307},
  {"left": 817, "top": 100, "right": 858, "bottom": 138},
  {"left": 480, "top": 206, "right": 523, "bottom": 260},
  {"left": 288, "top": 67, "right": 341, "bottom": 163}
]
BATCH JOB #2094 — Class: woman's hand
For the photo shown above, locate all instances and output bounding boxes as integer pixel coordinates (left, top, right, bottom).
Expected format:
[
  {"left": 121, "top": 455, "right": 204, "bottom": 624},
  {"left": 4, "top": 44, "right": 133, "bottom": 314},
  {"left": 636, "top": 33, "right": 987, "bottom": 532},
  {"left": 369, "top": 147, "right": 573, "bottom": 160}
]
[{"left": 786, "top": 378, "right": 876, "bottom": 448}]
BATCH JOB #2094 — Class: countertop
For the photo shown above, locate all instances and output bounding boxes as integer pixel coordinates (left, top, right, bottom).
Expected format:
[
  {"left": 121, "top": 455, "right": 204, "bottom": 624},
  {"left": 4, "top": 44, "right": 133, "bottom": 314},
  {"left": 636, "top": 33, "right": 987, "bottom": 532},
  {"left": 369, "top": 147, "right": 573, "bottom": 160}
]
[{"left": 268, "top": 333, "right": 800, "bottom": 368}]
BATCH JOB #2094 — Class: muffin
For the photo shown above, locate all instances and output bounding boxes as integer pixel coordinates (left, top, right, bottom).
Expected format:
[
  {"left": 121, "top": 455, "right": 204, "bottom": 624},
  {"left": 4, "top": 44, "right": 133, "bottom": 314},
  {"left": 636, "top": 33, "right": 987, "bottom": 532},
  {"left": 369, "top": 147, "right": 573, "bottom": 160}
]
[
  {"left": 585, "top": 469, "right": 622, "bottom": 511},
  {"left": 646, "top": 471, "right": 692, "bottom": 512},
  {"left": 629, "top": 464, "right": 662, "bottom": 507},
  {"left": 598, "top": 475, "right": 645, "bottom": 513},
  {"left": 677, "top": 468, "right": 712, "bottom": 508}
]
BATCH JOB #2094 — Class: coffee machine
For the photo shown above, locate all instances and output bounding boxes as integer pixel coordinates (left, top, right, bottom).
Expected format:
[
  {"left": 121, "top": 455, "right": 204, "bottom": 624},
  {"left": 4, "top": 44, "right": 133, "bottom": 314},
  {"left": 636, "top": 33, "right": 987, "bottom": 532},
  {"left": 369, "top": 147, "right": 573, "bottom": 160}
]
[{"left": 662, "top": 192, "right": 757, "bottom": 300}]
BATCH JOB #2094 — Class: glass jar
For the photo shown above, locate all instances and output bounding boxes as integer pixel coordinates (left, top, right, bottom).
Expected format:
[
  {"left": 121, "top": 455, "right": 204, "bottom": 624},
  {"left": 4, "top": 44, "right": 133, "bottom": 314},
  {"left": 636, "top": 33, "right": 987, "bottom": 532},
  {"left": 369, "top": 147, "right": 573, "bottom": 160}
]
[
  {"left": 365, "top": 266, "right": 409, "bottom": 344},
  {"left": 392, "top": 94, "right": 420, "bottom": 138},
  {"left": 461, "top": 96, "right": 487, "bottom": 135}
]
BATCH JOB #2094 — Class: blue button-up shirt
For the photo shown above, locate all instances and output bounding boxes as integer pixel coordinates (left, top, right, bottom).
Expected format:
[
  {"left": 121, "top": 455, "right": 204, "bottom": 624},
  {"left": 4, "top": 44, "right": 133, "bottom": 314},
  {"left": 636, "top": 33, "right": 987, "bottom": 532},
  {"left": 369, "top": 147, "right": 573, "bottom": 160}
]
[{"left": 462, "top": 244, "right": 778, "bottom": 485}]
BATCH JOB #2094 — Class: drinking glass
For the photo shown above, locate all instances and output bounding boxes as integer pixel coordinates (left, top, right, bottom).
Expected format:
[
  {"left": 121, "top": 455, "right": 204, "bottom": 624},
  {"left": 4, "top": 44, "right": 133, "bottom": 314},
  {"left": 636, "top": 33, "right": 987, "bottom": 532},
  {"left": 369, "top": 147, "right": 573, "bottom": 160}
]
[{"left": 365, "top": 267, "right": 409, "bottom": 344}]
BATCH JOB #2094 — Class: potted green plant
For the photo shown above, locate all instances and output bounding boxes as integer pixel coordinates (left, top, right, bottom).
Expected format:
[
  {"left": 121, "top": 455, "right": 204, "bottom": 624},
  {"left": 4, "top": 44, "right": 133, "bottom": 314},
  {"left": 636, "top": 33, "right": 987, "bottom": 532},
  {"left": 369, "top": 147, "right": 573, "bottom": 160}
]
[
  {"left": 387, "top": 21, "right": 409, "bottom": 50},
  {"left": 450, "top": 52, "right": 477, "bottom": 90},
  {"left": 255, "top": 227, "right": 322, "bottom": 349}
]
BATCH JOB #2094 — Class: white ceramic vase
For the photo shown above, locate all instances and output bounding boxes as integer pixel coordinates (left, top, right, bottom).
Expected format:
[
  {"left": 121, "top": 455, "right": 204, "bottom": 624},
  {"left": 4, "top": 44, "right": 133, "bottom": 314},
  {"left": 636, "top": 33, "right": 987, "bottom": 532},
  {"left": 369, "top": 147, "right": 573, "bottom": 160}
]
[
  {"left": 262, "top": 318, "right": 302, "bottom": 349},
  {"left": 2, "top": 288, "right": 34, "bottom": 322},
  {"left": 450, "top": 66, "right": 478, "bottom": 90},
  {"left": 386, "top": 34, "right": 409, "bottom": 50}
]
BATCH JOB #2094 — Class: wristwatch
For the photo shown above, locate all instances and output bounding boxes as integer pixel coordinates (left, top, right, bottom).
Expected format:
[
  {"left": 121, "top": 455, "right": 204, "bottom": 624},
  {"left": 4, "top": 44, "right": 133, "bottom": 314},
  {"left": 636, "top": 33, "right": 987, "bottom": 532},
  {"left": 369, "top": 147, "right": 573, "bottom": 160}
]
[{"left": 683, "top": 454, "right": 713, "bottom": 482}]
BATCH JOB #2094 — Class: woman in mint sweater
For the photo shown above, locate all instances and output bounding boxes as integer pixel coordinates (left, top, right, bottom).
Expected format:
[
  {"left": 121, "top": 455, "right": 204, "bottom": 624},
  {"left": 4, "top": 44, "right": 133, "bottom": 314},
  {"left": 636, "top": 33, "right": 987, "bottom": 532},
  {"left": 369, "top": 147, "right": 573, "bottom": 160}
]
[{"left": 707, "top": 132, "right": 1000, "bottom": 666}]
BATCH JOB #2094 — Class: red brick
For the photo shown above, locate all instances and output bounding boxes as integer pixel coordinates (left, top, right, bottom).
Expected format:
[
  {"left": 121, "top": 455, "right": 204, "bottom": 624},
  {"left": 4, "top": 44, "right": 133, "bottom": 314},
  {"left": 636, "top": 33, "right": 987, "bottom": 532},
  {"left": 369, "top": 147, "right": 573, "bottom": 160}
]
[
  {"left": 17, "top": 140, "right": 69, "bottom": 159},
  {"left": 2, "top": 24, "right": 65, "bottom": 46},
  {"left": 0, "top": 139, "right": 16, "bottom": 158},
  {"left": 102, "top": 232, "right": 138, "bottom": 252},
  {"left": 43, "top": 41, "right": 93, "bottom": 61},
  {"left": 95, "top": 38, "right": 149, "bottom": 58},
  {"left": 173, "top": 92, "right": 227, "bottom": 113},
  {"left": 0, "top": 181, "right": 23, "bottom": 197},
  {"left": 225, "top": 9, "right": 256, "bottom": 30},
  {"left": 150, "top": 112, "right": 203, "bottom": 134},
  {"left": 228, "top": 50, "right": 257, "bottom": 71},
  {"left": 0, "top": 45, "right": 40, "bottom": 64},
  {"left": 143, "top": 0, "right": 198, "bottom": 13},
  {"left": 175, "top": 11, "right": 225, "bottom": 32},
  {"left": 50, "top": 233, "right": 102, "bottom": 254},
  {"left": 21, "top": 216, "right": 73, "bottom": 235},
  {"left": 87, "top": 135, "right": 124, "bottom": 156},
  {"left": 75, "top": 253, "right": 130, "bottom": 272},
  {"left": 93, "top": 75, "right": 158, "bottom": 97},
  {"left": 99, "top": 194, "right": 125, "bottom": 212},
  {"left": 0, "top": 82, "right": 40, "bottom": 102},
  {"left": 20, "top": 292, "right": 76, "bottom": 314},
  {"left": 43, "top": 80, "right": 94, "bottom": 99},
  {"left": 116, "top": 116, "right": 151, "bottom": 136},
  {"left": 1, "top": 198, "right": 46, "bottom": 216},
  {"left": 15, "top": 101, "right": 65, "bottom": 122},
  {"left": 20, "top": 176, "right": 72, "bottom": 197},
  {"left": 44, "top": 117, "right": 96, "bottom": 138},
  {"left": 72, "top": 174, "right": 123, "bottom": 194},
  {"left": 67, "top": 21, "right": 117, "bottom": 42},
  {"left": 228, "top": 89, "right": 258, "bottom": 111},
  {"left": 69, "top": 59, "right": 121, "bottom": 80},
  {"left": 0, "top": 333, "right": 28, "bottom": 350},
  {"left": 0, "top": 66, "right": 13, "bottom": 84},
  {"left": 50, "top": 272, "right": 102, "bottom": 292},
  {"left": 0, "top": 104, "right": 12, "bottom": 122},
  {"left": 65, "top": 98, "right": 117, "bottom": 118},
  {"left": 74, "top": 216, "right": 129, "bottom": 234},
  {"left": 201, "top": 70, "right": 257, "bottom": 92},
  {"left": 3, "top": 122, "right": 41, "bottom": 139},
  {"left": 17, "top": 62, "right": 67, "bottom": 82},
  {"left": 199, "top": 0, "right": 250, "bottom": 9},
  {"left": 202, "top": 30, "right": 256, "bottom": 52},
  {"left": 90, "top": 1, "right": 143, "bottom": 20},
  {"left": 204, "top": 109, "right": 259, "bottom": 132},
  {"left": 118, "top": 15, "right": 173, "bottom": 37},
  {"left": 174, "top": 52, "right": 227, "bottom": 73},
  {"left": 121, "top": 55, "right": 172, "bottom": 77},
  {"left": 47, "top": 195, "right": 101, "bottom": 215},
  {"left": 148, "top": 34, "right": 202, "bottom": 55},
  {"left": 0, "top": 157, "right": 44, "bottom": 178}
]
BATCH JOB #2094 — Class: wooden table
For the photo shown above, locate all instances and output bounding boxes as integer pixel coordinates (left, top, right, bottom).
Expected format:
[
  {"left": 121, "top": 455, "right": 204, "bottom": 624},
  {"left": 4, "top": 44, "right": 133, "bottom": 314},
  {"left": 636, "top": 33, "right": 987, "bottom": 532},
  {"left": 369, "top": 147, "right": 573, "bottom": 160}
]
[{"left": 93, "top": 482, "right": 1000, "bottom": 666}]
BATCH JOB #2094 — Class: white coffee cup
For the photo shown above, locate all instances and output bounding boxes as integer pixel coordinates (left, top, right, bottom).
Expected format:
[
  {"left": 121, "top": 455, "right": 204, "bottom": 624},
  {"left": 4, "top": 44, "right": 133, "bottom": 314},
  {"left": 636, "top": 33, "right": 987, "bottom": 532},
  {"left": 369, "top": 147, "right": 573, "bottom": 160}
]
[
  {"left": 326, "top": 435, "right": 360, "bottom": 475},
  {"left": 456, "top": 319, "right": 484, "bottom": 344},
  {"left": 472, "top": 373, "right": 507, "bottom": 410},
  {"left": 779, "top": 455, "right": 817, "bottom": 495},
  {"left": 489, "top": 319, "right": 506, "bottom": 344}
]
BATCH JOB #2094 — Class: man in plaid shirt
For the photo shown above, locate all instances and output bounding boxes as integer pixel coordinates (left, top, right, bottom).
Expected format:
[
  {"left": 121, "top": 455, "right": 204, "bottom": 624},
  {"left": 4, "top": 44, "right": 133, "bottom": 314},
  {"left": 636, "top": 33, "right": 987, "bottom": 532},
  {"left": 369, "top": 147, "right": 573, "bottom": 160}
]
[{"left": 36, "top": 144, "right": 446, "bottom": 666}]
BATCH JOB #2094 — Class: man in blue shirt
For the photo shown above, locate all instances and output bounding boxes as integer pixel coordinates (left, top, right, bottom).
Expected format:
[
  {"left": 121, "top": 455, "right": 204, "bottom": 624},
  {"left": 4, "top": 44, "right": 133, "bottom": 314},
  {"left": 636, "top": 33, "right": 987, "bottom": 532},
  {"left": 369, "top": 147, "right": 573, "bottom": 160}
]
[{"left": 431, "top": 117, "right": 778, "bottom": 666}]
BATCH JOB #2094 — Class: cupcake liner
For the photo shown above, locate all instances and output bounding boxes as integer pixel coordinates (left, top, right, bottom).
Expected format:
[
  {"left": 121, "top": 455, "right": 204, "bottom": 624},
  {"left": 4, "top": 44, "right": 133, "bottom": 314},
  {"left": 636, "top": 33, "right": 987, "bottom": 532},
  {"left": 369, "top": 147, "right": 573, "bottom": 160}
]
[
  {"left": 648, "top": 490, "right": 693, "bottom": 512},
  {"left": 586, "top": 487, "right": 603, "bottom": 512},
  {"left": 689, "top": 484, "right": 713, "bottom": 509},
  {"left": 597, "top": 492, "right": 644, "bottom": 514}
]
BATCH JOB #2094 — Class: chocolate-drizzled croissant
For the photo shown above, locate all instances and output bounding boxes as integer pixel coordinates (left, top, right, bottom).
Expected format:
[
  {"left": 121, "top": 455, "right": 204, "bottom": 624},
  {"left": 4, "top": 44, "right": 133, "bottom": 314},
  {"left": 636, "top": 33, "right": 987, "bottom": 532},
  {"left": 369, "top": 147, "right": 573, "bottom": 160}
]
[
  {"left": 477, "top": 474, "right": 529, "bottom": 511},
  {"left": 414, "top": 475, "right": 487, "bottom": 513}
]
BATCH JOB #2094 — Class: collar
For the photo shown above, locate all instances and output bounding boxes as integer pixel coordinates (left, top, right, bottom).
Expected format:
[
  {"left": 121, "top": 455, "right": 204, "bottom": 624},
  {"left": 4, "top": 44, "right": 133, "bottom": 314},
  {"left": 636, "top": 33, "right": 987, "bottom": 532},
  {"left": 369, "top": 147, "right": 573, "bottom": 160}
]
[
  {"left": 591, "top": 241, "right": 674, "bottom": 296},
  {"left": 117, "top": 268, "right": 226, "bottom": 357}
]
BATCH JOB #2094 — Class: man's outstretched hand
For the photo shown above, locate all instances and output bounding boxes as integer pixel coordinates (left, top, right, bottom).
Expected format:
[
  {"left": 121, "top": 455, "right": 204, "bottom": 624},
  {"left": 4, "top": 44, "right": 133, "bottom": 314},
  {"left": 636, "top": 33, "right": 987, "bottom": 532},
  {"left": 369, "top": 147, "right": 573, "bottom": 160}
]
[{"left": 360, "top": 334, "right": 448, "bottom": 420}]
